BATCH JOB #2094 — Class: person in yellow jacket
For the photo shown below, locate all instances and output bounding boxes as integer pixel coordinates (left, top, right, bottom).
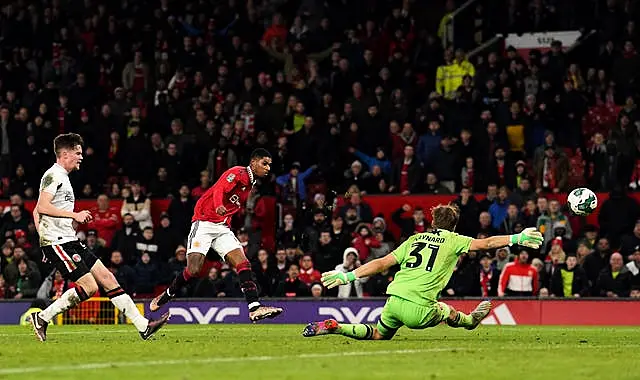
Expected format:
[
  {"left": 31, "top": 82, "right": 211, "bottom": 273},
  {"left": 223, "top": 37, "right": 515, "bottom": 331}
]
[{"left": 436, "top": 49, "right": 476, "bottom": 100}]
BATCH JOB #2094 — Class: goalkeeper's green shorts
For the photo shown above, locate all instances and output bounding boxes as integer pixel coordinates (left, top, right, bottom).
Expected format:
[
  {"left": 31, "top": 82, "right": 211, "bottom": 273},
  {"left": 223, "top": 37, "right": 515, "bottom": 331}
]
[{"left": 376, "top": 296, "right": 451, "bottom": 338}]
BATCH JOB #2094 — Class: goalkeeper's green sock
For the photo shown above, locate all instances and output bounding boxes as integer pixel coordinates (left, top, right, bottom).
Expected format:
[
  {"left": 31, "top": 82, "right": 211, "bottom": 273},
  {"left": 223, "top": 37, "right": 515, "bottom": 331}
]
[
  {"left": 446, "top": 311, "right": 475, "bottom": 329},
  {"left": 338, "top": 324, "right": 375, "bottom": 340}
]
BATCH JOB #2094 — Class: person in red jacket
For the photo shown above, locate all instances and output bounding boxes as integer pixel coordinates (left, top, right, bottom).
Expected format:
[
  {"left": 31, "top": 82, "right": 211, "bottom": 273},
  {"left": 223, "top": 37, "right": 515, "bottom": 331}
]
[
  {"left": 498, "top": 249, "right": 539, "bottom": 297},
  {"left": 298, "top": 254, "right": 321, "bottom": 286},
  {"left": 350, "top": 223, "right": 381, "bottom": 262},
  {"left": 86, "top": 194, "right": 120, "bottom": 247}
]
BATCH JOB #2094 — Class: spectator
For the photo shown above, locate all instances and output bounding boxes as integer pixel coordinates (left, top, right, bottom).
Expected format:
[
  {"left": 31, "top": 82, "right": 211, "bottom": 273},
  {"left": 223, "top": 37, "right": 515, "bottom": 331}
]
[
  {"left": 301, "top": 209, "right": 328, "bottom": 253},
  {"left": 111, "top": 213, "right": 141, "bottom": 263},
  {"left": 479, "top": 253, "right": 500, "bottom": 297},
  {"left": 120, "top": 182, "right": 152, "bottom": 229},
  {"left": 298, "top": 254, "right": 322, "bottom": 286},
  {"left": 194, "top": 267, "right": 225, "bottom": 298},
  {"left": 625, "top": 246, "right": 640, "bottom": 286},
  {"left": 489, "top": 186, "right": 510, "bottom": 230},
  {"left": 392, "top": 204, "right": 428, "bottom": 240},
  {"left": 537, "top": 199, "right": 572, "bottom": 244},
  {"left": 335, "top": 247, "right": 366, "bottom": 298},
  {"left": 276, "top": 213, "right": 301, "bottom": 248},
  {"left": 583, "top": 237, "right": 613, "bottom": 295},
  {"left": 155, "top": 214, "right": 183, "bottom": 263},
  {"left": 167, "top": 184, "right": 196, "bottom": 236},
  {"left": 500, "top": 204, "right": 522, "bottom": 234},
  {"left": 416, "top": 121, "right": 442, "bottom": 168},
  {"left": 596, "top": 252, "right": 632, "bottom": 297},
  {"left": 84, "top": 230, "right": 110, "bottom": 263},
  {"left": 191, "top": 170, "right": 211, "bottom": 200},
  {"left": 310, "top": 283, "right": 325, "bottom": 298},
  {"left": 390, "top": 145, "right": 422, "bottom": 195},
  {"left": 478, "top": 211, "right": 498, "bottom": 237},
  {"left": 2, "top": 204, "right": 30, "bottom": 238},
  {"left": 274, "top": 263, "right": 309, "bottom": 297},
  {"left": 6, "top": 258, "right": 41, "bottom": 299},
  {"left": 343, "top": 160, "right": 370, "bottom": 193},
  {"left": 339, "top": 192, "right": 373, "bottom": 223},
  {"left": 135, "top": 227, "right": 160, "bottom": 264},
  {"left": 423, "top": 173, "right": 451, "bottom": 195},
  {"left": 315, "top": 230, "right": 342, "bottom": 273},
  {"left": 3, "top": 246, "right": 38, "bottom": 288},
  {"left": 107, "top": 250, "right": 136, "bottom": 295},
  {"left": 550, "top": 254, "right": 589, "bottom": 297},
  {"left": 168, "top": 246, "right": 188, "bottom": 291},
  {"left": 276, "top": 162, "right": 316, "bottom": 206},
  {"left": 87, "top": 194, "right": 120, "bottom": 247},
  {"left": 453, "top": 187, "right": 480, "bottom": 237},
  {"left": 274, "top": 247, "right": 289, "bottom": 274},
  {"left": 478, "top": 184, "right": 498, "bottom": 212},
  {"left": 36, "top": 270, "right": 69, "bottom": 301},
  {"left": 350, "top": 147, "right": 392, "bottom": 175},
  {"left": 499, "top": 249, "right": 538, "bottom": 297},
  {"left": 252, "top": 249, "right": 278, "bottom": 297},
  {"left": 620, "top": 222, "right": 640, "bottom": 260},
  {"left": 534, "top": 145, "right": 570, "bottom": 193},
  {"left": 134, "top": 252, "right": 159, "bottom": 295}
]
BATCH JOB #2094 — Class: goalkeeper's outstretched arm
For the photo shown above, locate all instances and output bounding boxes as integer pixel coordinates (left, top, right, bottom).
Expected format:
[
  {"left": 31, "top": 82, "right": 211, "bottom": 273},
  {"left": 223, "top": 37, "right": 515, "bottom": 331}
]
[
  {"left": 353, "top": 254, "right": 398, "bottom": 279},
  {"left": 321, "top": 254, "right": 398, "bottom": 289},
  {"left": 469, "top": 227, "right": 544, "bottom": 251}
]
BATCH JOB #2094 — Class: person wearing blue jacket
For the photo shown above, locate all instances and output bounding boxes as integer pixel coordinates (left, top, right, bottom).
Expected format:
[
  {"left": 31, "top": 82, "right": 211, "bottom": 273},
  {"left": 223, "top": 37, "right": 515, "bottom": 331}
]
[
  {"left": 276, "top": 162, "right": 317, "bottom": 203},
  {"left": 488, "top": 186, "right": 510, "bottom": 230},
  {"left": 348, "top": 147, "right": 392, "bottom": 174},
  {"left": 416, "top": 121, "right": 442, "bottom": 168}
]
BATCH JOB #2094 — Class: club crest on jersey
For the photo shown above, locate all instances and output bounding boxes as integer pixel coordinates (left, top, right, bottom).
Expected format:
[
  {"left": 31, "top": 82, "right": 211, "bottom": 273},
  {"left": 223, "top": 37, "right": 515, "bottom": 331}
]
[
  {"left": 72, "top": 254, "right": 82, "bottom": 263},
  {"left": 226, "top": 173, "right": 236, "bottom": 183},
  {"left": 241, "top": 187, "right": 246, "bottom": 191}
]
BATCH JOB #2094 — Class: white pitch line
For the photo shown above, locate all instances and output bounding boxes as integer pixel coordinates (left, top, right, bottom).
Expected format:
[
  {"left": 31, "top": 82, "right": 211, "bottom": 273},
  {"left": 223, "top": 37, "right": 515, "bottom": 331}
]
[
  {"left": 0, "top": 328, "right": 179, "bottom": 337},
  {"left": 0, "top": 348, "right": 454, "bottom": 375}
]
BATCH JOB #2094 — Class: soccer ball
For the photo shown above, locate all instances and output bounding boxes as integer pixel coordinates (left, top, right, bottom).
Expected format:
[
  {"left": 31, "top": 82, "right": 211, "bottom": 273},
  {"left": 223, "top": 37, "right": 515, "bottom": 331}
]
[{"left": 567, "top": 188, "right": 598, "bottom": 216}]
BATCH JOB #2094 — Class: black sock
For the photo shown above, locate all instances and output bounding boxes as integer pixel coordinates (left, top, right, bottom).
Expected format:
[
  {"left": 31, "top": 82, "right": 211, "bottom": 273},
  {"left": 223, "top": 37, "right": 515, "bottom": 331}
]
[
  {"left": 237, "top": 261, "right": 260, "bottom": 311},
  {"left": 168, "top": 269, "right": 193, "bottom": 296}
]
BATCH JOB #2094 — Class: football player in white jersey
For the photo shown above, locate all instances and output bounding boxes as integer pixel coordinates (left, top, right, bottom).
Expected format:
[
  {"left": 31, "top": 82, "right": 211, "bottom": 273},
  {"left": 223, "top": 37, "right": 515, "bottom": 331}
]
[{"left": 30, "top": 133, "right": 169, "bottom": 341}]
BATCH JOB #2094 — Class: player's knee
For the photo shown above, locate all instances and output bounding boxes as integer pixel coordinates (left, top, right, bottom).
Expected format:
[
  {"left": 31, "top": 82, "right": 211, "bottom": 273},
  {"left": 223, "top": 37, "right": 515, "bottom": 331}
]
[
  {"left": 186, "top": 254, "right": 205, "bottom": 276},
  {"left": 77, "top": 276, "right": 98, "bottom": 297}
]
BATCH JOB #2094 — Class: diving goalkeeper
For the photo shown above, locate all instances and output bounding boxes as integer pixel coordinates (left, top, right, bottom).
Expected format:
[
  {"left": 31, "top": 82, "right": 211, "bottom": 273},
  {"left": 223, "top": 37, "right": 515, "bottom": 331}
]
[{"left": 302, "top": 204, "right": 543, "bottom": 340}]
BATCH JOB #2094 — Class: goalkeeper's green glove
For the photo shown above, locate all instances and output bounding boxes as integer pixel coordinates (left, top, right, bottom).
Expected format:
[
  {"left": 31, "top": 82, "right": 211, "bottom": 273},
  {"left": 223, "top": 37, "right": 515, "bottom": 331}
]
[
  {"left": 321, "top": 270, "right": 357, "bottom": 289},
  {"left": 510, "top": 227, "right": 544, "bottom": 249}
]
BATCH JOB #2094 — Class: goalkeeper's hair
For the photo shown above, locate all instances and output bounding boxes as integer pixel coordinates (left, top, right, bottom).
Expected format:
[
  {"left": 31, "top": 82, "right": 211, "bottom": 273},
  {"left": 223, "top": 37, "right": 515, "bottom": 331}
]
[
  {"left": 53, "top": 133, "right": 84, "bottom": 156},
  {"left": 250, "top": 148, "right": 272, "bottom": 161},
  {"left": 431, "top": 203, "right": 460, "bottom": 231}
]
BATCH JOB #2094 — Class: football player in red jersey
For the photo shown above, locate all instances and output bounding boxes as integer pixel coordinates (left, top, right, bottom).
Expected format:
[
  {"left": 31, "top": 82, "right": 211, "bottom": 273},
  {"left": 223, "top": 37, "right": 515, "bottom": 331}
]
[{"left": 150, "top": 149, "right": 283, "bottom": 321}]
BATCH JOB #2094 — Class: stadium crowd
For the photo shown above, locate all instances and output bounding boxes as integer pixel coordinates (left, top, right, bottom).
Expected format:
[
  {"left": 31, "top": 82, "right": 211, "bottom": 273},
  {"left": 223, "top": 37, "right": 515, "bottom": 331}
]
[{"left": 1, "top": 0, "right": 640, "bottom": 302}]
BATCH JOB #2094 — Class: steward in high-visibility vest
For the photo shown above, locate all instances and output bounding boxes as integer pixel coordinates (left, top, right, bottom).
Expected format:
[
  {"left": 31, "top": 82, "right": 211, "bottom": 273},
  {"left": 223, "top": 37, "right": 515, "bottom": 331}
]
[{"left": 436, "top": 49, "right": 476, "bottom": 100}]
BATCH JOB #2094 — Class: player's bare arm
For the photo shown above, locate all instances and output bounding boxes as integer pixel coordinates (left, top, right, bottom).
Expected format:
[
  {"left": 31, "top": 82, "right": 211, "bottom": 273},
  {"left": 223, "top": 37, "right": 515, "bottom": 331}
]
[
  {"left": 322, "top": 254, "right": 398, "bottom": 289},
  {"left": 469, "top": 227, "right": 543, "bottom": 251},
  {"left": 36, "top": 191, "right": 93, "bottom": 223}
]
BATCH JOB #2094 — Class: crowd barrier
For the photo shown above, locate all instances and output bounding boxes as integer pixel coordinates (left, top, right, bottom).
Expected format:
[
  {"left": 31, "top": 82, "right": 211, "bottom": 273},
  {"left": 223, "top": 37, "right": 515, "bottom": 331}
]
[{"left": 2, "top": 299, "right": 639, "bottom": 325}]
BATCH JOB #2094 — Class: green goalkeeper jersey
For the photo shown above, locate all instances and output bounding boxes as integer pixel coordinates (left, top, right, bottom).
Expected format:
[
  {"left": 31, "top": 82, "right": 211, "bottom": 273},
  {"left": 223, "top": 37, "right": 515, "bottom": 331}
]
[{"left": 386, "top": 229, "right": 473, "bottom": 306}]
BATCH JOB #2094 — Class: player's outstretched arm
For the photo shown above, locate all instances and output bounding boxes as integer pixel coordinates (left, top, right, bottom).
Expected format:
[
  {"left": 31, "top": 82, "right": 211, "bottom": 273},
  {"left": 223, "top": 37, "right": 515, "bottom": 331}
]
[
  {"left": 37, "top": 191, "right": 92, "bottom": 223},
  {"left": 469, "top": 227, "right": 543, "bottom": 251},
  {"left": 321, "top": 254, "right": 398, "bottom": 289}
]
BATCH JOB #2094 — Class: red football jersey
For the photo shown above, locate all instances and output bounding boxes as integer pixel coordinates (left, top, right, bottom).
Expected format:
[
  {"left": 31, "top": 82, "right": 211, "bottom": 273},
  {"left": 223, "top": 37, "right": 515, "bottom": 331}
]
[{"left": 192, "top": 166, "right": 255, "bottom": 226}]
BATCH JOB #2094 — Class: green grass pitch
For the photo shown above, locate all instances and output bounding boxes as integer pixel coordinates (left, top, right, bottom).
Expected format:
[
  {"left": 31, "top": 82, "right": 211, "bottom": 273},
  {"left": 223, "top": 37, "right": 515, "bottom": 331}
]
[{"left": 0, "top": 324, "right": 638, "bottom": 380}]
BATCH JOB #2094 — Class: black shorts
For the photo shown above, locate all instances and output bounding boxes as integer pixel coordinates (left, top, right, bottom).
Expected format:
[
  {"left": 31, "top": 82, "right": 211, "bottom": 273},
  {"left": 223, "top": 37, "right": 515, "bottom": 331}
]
[{"left": 41, "top": 241, "right": 99, "bottom": 282}]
